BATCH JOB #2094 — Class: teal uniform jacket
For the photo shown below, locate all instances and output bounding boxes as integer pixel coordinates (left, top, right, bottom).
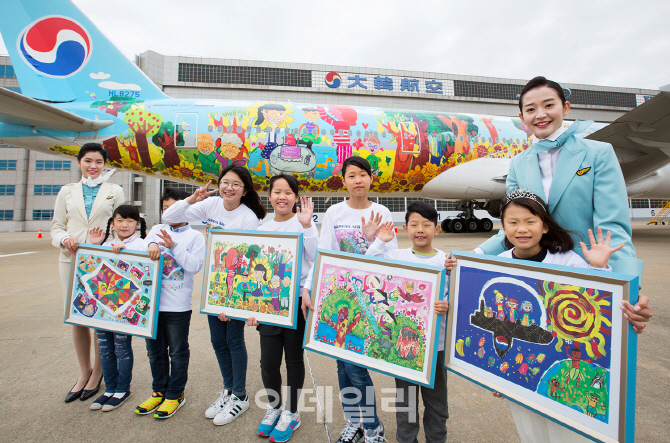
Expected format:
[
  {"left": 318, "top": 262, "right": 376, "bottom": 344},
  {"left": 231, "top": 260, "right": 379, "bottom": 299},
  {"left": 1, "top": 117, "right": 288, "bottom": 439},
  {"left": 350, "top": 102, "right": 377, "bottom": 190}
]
[{"left": 477, "top": 132, "right": 644, "bottom": 282}]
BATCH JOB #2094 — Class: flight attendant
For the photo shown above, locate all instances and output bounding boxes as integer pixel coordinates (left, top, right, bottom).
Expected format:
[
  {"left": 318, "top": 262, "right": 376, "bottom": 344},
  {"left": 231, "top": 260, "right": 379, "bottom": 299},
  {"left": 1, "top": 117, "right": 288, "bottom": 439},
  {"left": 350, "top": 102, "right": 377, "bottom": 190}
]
[
  {"left": 51, "top": 143, "right": 125, "bottom": 403},
  {"left": 475, "top": 77, "right": 652, "bottom": 443}
]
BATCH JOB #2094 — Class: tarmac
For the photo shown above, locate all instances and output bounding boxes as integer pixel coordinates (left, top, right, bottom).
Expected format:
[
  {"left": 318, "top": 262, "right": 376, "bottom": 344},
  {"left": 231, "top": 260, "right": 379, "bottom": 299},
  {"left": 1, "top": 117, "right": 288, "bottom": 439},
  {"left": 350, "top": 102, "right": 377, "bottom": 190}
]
[{"left": 0, "top": 222, "right": 668, "bottom": 443}]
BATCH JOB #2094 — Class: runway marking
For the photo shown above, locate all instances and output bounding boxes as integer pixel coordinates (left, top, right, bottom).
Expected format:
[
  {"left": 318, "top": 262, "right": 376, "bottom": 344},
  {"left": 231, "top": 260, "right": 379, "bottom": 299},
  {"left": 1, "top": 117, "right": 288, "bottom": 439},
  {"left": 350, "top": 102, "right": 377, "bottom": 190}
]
[{"left": 0, "top": 251, "right": 38, "bottom": 258}]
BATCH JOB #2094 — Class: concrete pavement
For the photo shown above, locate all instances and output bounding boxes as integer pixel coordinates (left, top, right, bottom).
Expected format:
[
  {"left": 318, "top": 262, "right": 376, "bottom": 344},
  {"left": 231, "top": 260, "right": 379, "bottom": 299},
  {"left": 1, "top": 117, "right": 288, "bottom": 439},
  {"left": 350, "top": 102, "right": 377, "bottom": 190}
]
[{"left": 0, "top": 222, "right": 668, "bottom": 442}]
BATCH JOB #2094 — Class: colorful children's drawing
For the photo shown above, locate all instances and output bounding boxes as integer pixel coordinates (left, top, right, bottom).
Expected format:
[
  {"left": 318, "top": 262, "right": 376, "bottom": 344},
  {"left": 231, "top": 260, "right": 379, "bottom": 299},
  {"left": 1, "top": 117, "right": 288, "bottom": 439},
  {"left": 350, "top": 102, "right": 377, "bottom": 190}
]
[
  {"left": 65, "top": 244, "right": 163, "bottom": 339},
  {"left": 445, "top": 252, "right": 638, "bottom": 443},
  {"left": 304, "top": 250, "right": 446, "bottom": 388},
  {"left": 200, "top": 230, "right": 303, "bottom": 329}
]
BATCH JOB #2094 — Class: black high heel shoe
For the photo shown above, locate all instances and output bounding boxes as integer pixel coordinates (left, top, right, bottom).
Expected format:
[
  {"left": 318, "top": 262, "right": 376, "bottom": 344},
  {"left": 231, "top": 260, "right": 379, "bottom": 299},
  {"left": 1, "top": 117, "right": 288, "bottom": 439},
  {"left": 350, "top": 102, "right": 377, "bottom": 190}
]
[
  {"left": 80, "top": 374, "right": 103, "bottom": 401},
  {"left": 65, "top": 370, "right": 92, "bottom": 403}
]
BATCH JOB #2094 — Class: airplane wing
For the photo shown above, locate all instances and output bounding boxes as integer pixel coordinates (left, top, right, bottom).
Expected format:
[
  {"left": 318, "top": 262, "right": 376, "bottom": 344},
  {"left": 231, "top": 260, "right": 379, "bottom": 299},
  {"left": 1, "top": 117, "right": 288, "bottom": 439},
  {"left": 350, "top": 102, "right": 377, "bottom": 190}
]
[
  {"left": 587, "top": 88, "right": 670, "bottom": 182},
  {"left": 0, "top": 87, "right": 113, "bottom": 132}
]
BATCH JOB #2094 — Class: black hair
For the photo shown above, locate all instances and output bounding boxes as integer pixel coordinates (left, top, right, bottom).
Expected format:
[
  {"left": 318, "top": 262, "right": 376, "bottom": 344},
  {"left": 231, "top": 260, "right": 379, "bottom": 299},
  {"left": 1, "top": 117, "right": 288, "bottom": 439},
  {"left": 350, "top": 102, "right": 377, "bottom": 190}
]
[
  {"left": 160, "top": 187, "right": 190, "bottom": 209},
  {"left": 341, "top": 156, "right": 372, "bottom": 178},
  {"left": 254, "top": 263, "right": 267, "bottom": 281},
  {"left": 254, "top": 103, "right": 286, "bottom": 126},
  {"left": 500, "top": 193, "right": 574, "bottom": 254},
  {"left": 268, "top": 174, "right": 300, "bottom": 213},
  {"left": 218, "top": 164, "right": 267, "bottom": 219},
  {"left": 77, "top": 142, "right": 107, "bottom": 162},
  {"left": 518, "top": 76, "right": 567, "bottom": 113},
  {"left": 405, "top": 201, "right": 438, "bottom": 225},
  {"left": 102, "top": 205, "right": 147, "bottom": 244}
]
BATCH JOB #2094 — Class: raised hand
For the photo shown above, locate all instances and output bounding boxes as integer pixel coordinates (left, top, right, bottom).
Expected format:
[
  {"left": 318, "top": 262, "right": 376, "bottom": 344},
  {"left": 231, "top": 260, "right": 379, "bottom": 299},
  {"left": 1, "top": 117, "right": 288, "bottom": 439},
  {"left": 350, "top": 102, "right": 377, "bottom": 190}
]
[
  {"left": 186, "top": 180, "right": 218, "bottom": 204},
  {"left": 377, "top": 221, "right": 396, "bottom": 243},
  {"left": 147, "top": 243, "right": 161, "bottom": 261},
  {"left": 580, "top": 227, "right": 624, "bottom": 269},
  {"left": 112, "top": 242, "right": 126, "bottom": 254},
  {"left": 89, "top": 227, "right": 105, "bottom": 245},
  {"left": 296, "top": 196, "right": 314, "bottom": 228},
  {"left": 157, "top": 229, "right": 175, "bottom": 249},
  {"left": 361, "top": 210, "right": 383, "bottom": 242}
]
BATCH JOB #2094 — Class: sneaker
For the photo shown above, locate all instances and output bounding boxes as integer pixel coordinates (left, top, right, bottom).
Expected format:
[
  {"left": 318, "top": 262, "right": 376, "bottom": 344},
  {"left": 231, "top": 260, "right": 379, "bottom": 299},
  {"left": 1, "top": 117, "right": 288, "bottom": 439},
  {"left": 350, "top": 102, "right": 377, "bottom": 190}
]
[
  {"left": 205, "top": 390, "right": 230, "bottom": 419},
  {"left": 135, "top": 392, "right": 164, "bottom": 415},
  {"left": 213, "top": 394, "right": 249, "bottom": 426},
  {"left": 363, "top": 422, "right": 385, "bottom": 443},
  {"left": 90, "top": 394, "right": 112, "bottom": 411},
  {"left": 269, "top": 410, "right": 301, "bottom": 443},
  {"left": 101, "top": 392, "right": 131, "bottom": 412},
  {"left": 154, "top": 394, "right": 185, "bottom": 419},
  {"left": 336, "top": 420, "right": 364, "bottom": 443},
  {"left": 257, "top": 406, "right": 282, "bottom": 437}
]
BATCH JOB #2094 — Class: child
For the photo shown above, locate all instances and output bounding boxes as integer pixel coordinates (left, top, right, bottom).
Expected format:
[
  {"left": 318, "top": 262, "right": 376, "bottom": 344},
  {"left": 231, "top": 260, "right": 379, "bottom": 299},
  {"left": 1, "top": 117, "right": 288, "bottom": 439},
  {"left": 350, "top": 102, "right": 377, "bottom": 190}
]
[
  {"left": 365, "top": 201, "right": 450, "bottom": 443},
  {"left": 476, "top": 75, "right": 651, "bottom": 332},
  {"left": 302, "top": 156, "right": 396, "bottom": 443},
  {"left": 490, "top": 189, "right": 628, "bottom": 443},
  {"left": 87, "top": 205, "right": 148, "bottom": 411},
  {"left": 134, "top": 188, "right": 206, "bottom": 419},
  {"left": 246, "top": 174, "right": 319, "bottom": 442},
  {"left": 161, "top": 164, "right": 266, "bottom": 426}
]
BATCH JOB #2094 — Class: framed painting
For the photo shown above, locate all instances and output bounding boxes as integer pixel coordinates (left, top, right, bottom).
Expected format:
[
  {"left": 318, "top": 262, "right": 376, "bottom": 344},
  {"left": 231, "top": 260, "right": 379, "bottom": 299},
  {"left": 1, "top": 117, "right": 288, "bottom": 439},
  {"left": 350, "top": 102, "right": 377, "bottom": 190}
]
[
  {"left": 304, "top": 249, "right": 446, "bottom": 388},
  {"left": 445, "top": 251, "right": 638, "bottom": 443},
  {"left": 64, "top": 244, "right": 164, "bottom": 339},
  {"left": 200, "top": 230, "right": 303, "bottom": 329}
]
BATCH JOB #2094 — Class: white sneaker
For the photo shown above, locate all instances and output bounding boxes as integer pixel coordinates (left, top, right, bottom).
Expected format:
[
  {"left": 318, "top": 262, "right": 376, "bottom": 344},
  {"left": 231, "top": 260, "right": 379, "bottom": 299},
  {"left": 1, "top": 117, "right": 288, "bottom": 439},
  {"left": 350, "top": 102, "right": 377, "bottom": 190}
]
[
  {"left": 363, "top": 422, "right": 385, "bottom": 443},
  {"left": 257, "top": 405, "right": 283, "bottom": 436},
  {"left": 205, "top": 390, "right": 230, "bottom": 419},
  {"left": 213, "top": 394, "right": 249, "bottom": 426}
]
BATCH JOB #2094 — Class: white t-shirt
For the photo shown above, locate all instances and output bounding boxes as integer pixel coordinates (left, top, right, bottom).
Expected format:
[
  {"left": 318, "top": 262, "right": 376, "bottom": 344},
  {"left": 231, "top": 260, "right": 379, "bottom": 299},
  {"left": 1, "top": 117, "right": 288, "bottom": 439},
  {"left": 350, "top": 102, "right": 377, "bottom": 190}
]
[
  {"left": 304, "top": 200, "right": 397, "bottom": 289},
  {"left": 102, "top": 232, "right": 148, "bottom": 251},
  {"left": 259, "top": 215, "right": 319, "bottom": 290},
  {"left": 162, "top": 197, "right": 260, "bottom": 232},
  {"left": 366, "top": 239, "right": 448, "bottom": 351},
  {"left": 145, "top": 224, "right": 206, "bottom": 312},
  {"left": 498, "top": 248, "right": 612, "bottom": 271}
]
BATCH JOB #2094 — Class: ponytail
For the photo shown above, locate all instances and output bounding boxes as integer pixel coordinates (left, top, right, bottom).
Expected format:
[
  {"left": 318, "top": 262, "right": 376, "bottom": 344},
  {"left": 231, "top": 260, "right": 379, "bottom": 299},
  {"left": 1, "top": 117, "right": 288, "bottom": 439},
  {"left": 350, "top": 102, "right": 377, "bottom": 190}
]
[
  {"left": 102, "top": 217, "right": 113, "bottom": 245},
  {"left": 139, "top": 217, "right": 147, "bottom": 239}
]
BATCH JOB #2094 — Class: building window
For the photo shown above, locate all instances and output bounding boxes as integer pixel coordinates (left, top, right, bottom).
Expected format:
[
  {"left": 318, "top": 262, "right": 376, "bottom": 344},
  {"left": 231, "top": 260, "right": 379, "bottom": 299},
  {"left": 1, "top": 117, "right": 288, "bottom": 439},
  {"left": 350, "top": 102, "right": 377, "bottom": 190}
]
[
  {"left": 377, "top": 197, "right": 406, "bottom": 213},
  {"left": 178, "top": 63, "right": 312, "bottom": 88},
  {"left": 312, "top": 197, "right": 345, "bottom": 213},
  {"left": 0, "top": 65, "right": 16, "bottom": 78},
  {"left": 0, "top": 160, "right": 17, "bottom": 170},
  {"left": 0, "top": 210, "right": 13, "bottom": 220},
  {"left": 34, "top": 185, "right": 62, "bottom": 195},
  {"left": 35, "top": 160, "right": 71, "bottom": 171},
  {"left": 435, "top": 200, "right": 459, "bottom": 211},
  {"left": 629, "top": 199, "right": 650, "bottom": 209},
  {"left": 0, "top": 185, "right": 15, "bottom": 195},
  {"left": 33, "top": 209, "right": 54, "bottom": 220}
]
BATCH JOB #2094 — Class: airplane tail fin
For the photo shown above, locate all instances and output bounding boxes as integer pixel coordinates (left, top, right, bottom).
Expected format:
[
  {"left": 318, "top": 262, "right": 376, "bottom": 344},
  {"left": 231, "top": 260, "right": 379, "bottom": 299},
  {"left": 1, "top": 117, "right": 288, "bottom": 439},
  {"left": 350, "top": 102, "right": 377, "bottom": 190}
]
[{"left": 0, "top": 0, "right": 166, "bottom": 103}]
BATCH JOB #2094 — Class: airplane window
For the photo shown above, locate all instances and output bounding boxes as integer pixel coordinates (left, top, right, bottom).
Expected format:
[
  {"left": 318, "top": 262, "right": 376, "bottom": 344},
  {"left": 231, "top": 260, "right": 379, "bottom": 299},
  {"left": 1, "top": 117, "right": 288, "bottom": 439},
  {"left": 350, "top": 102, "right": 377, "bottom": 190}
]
[
  {"left": 217, "top": 125, "right": 224, "bottom": 132},
  {"left": 364, "top": 131, "right": 369, "bottom": 138},
  {"left": 246, "top": 126, "right": 251, "bottom": 133},
  {"left": 488, "top": 137, "right": 493, "bottom": 143},
  {"left": 322, "top": 129, "right": 326, "bottom": 136},
  {"left": 339, "top": 130, "right": 344, "bottom": 136},
  {"left": 495, "top": 137, "right": 499, "bottom": 143},
  {"left": 459, "top": 136, "right": 464, "bottom": 142},
  {"left": 227, "top": 126, "right": 233, "bottom": 133},
  {"left": 284, "top": 128, "right": 289, "bottom": 134},
  {"left": 356, "top": 130, "right": 361, "bottom": 137},
  {"left": 237, "top": 126, "right": 242, "bottom": 133},
  {"left": 266, "top": 127, "right": 272, "bottom": 133},
  {"left": 330, "top": 129, "right": 335, "bottom": 136}
]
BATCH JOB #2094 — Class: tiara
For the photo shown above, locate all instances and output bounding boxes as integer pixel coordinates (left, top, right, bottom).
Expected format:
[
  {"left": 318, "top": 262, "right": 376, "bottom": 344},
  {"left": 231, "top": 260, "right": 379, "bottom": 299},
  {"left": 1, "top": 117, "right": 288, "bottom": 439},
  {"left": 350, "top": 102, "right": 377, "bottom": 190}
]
[{"left": 505, "top": 188, "right": 546, "bottom": 209}]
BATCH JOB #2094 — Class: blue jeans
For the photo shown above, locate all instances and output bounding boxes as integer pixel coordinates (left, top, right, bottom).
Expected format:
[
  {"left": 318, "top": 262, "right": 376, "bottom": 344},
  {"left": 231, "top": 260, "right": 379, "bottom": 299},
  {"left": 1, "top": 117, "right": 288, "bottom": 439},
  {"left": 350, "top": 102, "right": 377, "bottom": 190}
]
[
  {"left": 145, "top": 311, "right": 191, "bottom": 400},
  {"left": 207, "top": 315, "right": 247, "bottom": 398},
  {"left": 96, "top": 330, "right": 133, "bottom": 393},
  {"left": 337, "top": 359, "right": 381, "bottom": 430}
]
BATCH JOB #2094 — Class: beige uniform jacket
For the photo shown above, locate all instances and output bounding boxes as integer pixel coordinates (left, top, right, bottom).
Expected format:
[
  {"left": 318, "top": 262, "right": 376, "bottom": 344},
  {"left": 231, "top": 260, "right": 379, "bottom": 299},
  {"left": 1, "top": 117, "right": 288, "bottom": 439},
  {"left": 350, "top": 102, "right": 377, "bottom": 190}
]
[{"left": 50, "top": 182, "right": 125, "bottom": 263}]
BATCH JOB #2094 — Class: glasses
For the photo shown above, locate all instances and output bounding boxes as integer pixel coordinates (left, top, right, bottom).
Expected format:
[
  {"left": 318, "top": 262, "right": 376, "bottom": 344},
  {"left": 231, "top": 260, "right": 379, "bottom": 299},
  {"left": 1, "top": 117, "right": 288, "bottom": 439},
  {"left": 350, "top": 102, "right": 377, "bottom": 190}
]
[{"left": 220, "top": 181, "right": 244, "bottom": 190}]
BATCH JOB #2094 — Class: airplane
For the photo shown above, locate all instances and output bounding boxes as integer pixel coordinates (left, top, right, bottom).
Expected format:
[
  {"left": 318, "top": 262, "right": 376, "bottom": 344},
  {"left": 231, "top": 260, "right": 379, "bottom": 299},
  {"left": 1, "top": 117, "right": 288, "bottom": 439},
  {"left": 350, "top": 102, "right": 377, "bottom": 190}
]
[{"left": 1, "top": 0, "right": 669, "bottom": 234}]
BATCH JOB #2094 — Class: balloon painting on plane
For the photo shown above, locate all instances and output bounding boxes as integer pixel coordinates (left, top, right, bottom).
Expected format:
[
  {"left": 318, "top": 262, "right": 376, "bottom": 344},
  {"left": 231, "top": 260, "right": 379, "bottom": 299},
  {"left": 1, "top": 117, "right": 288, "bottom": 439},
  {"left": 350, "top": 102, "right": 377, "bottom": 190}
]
[{"left": 44, "top": 97, "right": 595, "bottom": 194}]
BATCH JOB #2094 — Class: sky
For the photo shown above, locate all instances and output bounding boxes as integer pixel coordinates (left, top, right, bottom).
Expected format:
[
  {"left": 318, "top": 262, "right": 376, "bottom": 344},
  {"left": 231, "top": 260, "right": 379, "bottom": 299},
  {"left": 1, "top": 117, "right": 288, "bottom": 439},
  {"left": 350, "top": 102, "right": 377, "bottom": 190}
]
[{"left": 1, "top": 0, "right": 668, "bottom": 90}]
